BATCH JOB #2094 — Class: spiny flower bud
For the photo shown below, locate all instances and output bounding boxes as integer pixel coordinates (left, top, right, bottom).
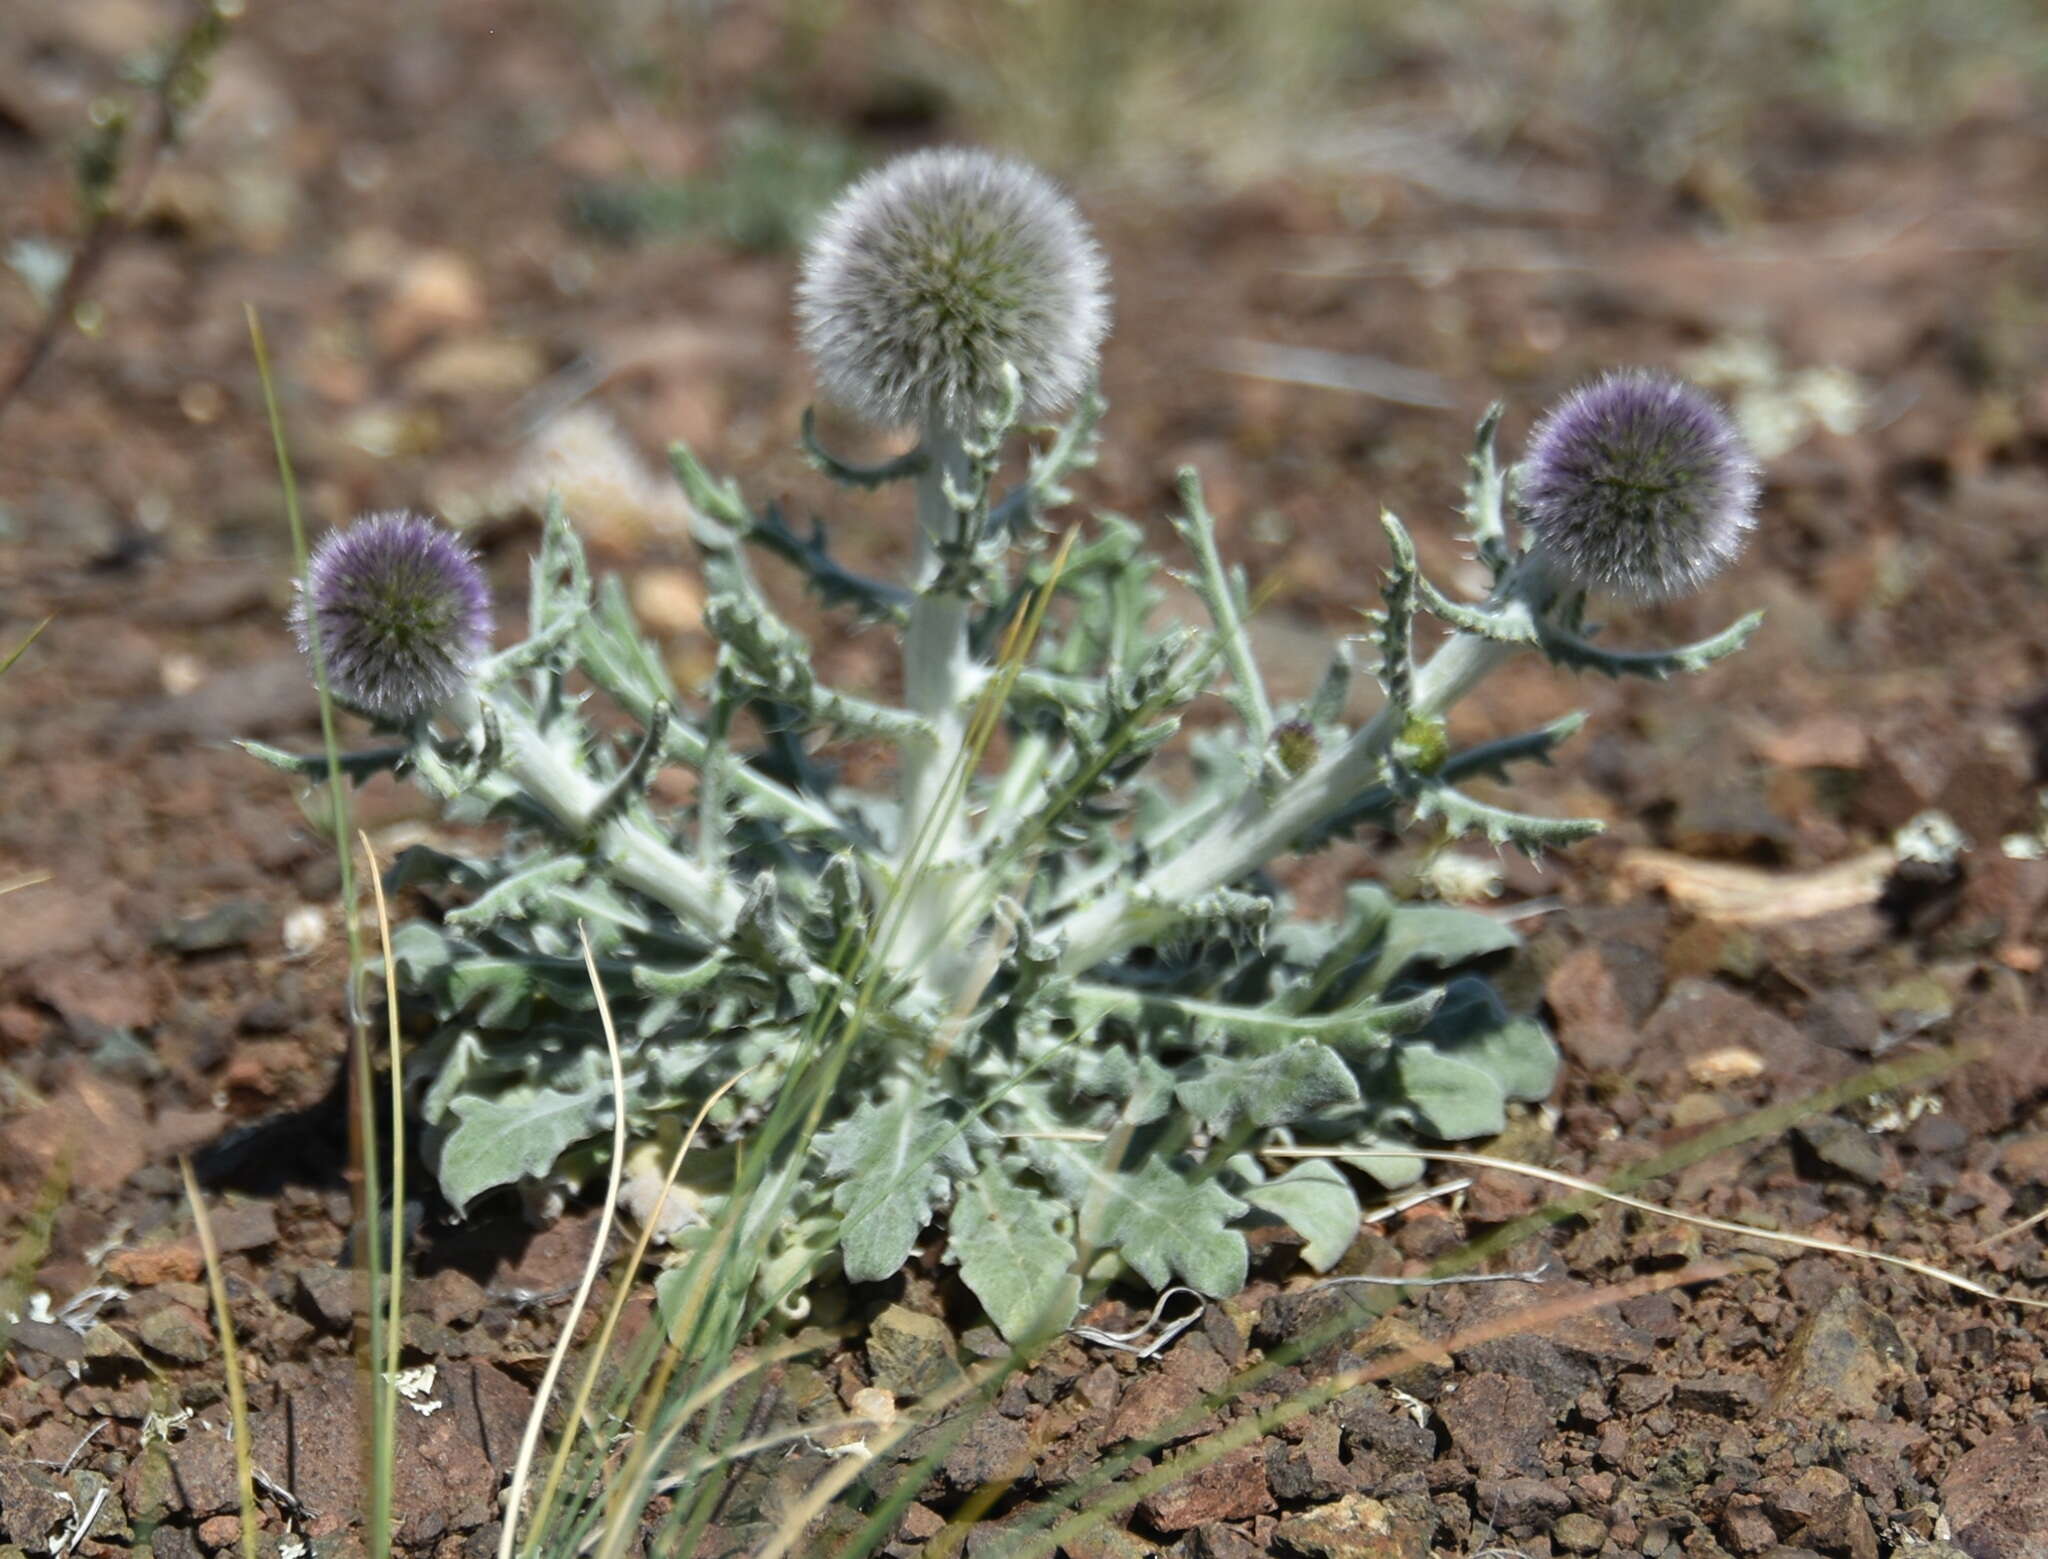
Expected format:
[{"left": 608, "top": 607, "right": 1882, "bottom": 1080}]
[
  {"left": 1518, "top": 369, "right": 1759, "bottom": 602},
  {"left": 796, "top": 147, "right": 1108, "bottom": 431},
  {"left": 1272, "top": 718, "right": 1320, "bottom": 777},
  {"left": 290, "top": 511, "right": 491, "bottom": 724}
]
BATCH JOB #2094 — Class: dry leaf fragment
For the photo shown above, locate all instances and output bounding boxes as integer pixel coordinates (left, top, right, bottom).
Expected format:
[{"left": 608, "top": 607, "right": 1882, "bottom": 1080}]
[{"left": 1617, "top": 848, "right": 1892, "bottom": 925}]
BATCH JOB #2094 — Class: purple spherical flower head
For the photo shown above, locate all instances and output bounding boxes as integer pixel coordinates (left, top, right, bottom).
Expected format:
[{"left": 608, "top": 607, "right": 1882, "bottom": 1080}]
[
  {"left": 289, "top": 511, "right": 491, "bottom": 724},
  {"left": 1517, "top": 369, "right": 1759, "bottom": 602}
]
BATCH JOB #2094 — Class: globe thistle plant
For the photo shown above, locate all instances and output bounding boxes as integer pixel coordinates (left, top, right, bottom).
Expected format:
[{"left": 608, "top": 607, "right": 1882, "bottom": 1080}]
[
  {"left": 1517, "top": 368, "right": 1760, "bottom": 602},
  {"left": 290, "top": 510, "right": 491, "bottom": 725},
  {"left": 251, "top": 150, "right": 1770, "bottom": 1342}
]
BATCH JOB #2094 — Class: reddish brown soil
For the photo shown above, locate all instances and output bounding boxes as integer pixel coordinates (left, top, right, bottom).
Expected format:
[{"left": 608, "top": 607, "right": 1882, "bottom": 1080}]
[{"left": 3, "top": 3, "right": 2047, "bottom": 1557}]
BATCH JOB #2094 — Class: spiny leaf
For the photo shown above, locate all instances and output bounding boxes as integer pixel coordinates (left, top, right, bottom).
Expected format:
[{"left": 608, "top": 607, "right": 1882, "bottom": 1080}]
[
  {"left": 1411, "top": 781, "right": 1605, "bottom": 858},
  {"left": 1538, "top": 610, "right": 1763, "bottom": 681}
]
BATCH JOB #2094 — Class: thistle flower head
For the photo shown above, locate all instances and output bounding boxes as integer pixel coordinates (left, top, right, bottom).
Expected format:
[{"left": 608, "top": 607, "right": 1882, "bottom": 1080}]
[
  {"left": 1517, "top": 369, "right": 1759, "bottom": 602},
  {"left": 290, "top": 511, "right": 491, "bottom": 724},
  {"left": 796, "top": 147, "right": 1108, "bottom": 431}
]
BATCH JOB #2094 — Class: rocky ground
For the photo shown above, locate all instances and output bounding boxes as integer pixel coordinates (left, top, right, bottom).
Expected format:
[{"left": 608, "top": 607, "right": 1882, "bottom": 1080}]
[{"left": 3, "top": 1, "right": 2047, "bottom": 1556}]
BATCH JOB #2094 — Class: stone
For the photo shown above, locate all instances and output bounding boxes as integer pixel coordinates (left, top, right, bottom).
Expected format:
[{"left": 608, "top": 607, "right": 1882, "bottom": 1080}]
[
  {"left": 122, "top": 1445, "right": 178, "bottom": 1525},
  {"left": 1617, "top": 1374, "right": 1674, "bottom": 1413},
  {"left": 1267, "top": 1413, "right": 1354, "bottom": 1504},
  {"left": 1638, "top": 981, "right": 1845, "bottom": 1093},
  {"left": 1184, "top": 1526, "right": 1263, "bottom": 1559},
  {"left": 1109, "top": 1333, "right": 1230, "bottom": 1446},
  {"left": 2, "top": 1072, "right": 150, "bottom": 1193},
  {"left": 1454, "top": 1280, "right": 1654, "bottom": 1414},
  {"left": 1722, "top": 1498, "right": 1778, "bottom": 1554},
  {"left": 866, "top": 1306, "right": 964, "bottom": 1400},
  {"left": 1772, "top": 1288, "right": 1914, "bottom": 1418},
  {"left": 1475, "top": 1477, "right": 1571, "bottom": 1530},
  {"left": 298, "top": 1266, "right": 362, "bottom": 1334},
  {"left": 9, "top": 1319, "right": 85, "bottom": 1364},
  {"left": 941, "top": 1409, "right": 1031, "bottom": 1491},
  {"left": 163, "top": 1428, "right": 240, "bottom": 1517},
  {"left": 1941, "top": 1421, "right": 2048, "bottom": 1559},
  {"left": 1554, "top": 1513, "right": 1609, "bottom": 1553},
  {"left": 1764, "top": 1468, "right": 1874, "bottom": 1559},
  {"left": 1059, "top": 1528, "right": 1168, "bottom": 1559},
  {"left": 1332, "top": 1387, "right": 1435, "bottom": 1474},
  {"left": 1256, "top": 1284, "right": 1384, "bottom": 1363},
  {"left": 208, "top": 1201, "right": 280, "bottom": 1254},
  {"left": 108, "top": 1240, "right": 205, "bottom": 1287},
  {"left": 81, "top": 1322, "right": 148, "bottom": 1371},
  {"left": 1439, "top": 1372, "right": 1547, "bottom": 1475},
  {"left": 1272, "top": 1493, "right": 1431, "bottom": 1559},
  {"left": 1344, "top": 1315, "right": 1453, "bottom": 1399},
  {"left": 1673, "top": 1373, "right": 1767, "bottom": 1418},
  {"left": 412, "top": 1267, "right": 487, "bottom": 1328},
  {"left": 375, "top": 250, "right": 486, "bottom": 356},
  {"left": 159, "top": 901, "right": 269, "bottom": 954},
  {"left": 197, "top": 1515, "right": 242, "bottom": 1550},
  {"left": 1137, "top": 1441, "right": 1274, "bottom": 1531},
  {"left": 138, "top": 1303, "right": 216, "bottom": 1364},
  {"left": 0, "top": 1458, "right": 68, "bottom": 1548},
  {"left": 153, "top": 1524, "right": 206, "bottom": 1559},
  {"left": 249, "top": 1359, "right": 532, "bottom": 1541},
  {"left": 1545, "top": 945, "right": 1643, "bottom": 1072},
  {"left": 1793, "top": 1117, "right": 1893, "bottom": 1187}
]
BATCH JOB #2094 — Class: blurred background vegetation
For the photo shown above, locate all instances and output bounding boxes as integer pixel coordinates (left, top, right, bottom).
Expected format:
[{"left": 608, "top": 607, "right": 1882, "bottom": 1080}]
[{"left": 554, "top": 0, "right": 2048, "bottom": 221}]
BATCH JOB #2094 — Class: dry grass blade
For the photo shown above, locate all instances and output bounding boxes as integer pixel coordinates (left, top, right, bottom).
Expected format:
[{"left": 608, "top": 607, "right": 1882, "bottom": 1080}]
[
  {"left": 498, "top": 925, "right": 630, "bottom": 1559},
  {"left": 1268, "top": 1144, "right": 2048, "bottom": 1310},
  {"left": 531, "top": 1063, "right": 757, "bottom": 1556},
  {"left": 180, "top": 1158, "right": 260, "bottom": 1559},
  {"left": 0, "top": 872, "right": 53, "bottom": 898}
]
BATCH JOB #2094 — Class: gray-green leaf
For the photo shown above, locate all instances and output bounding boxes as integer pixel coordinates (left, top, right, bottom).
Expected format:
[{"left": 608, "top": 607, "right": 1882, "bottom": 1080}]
[
  {"left": 819, "top": 1087, "right": 980, "bottom": 1284},
  {"left": 1175, "top": 1039, "right": 1361, "bottom": 1131},
  {"left": 1235, "top": 1158, "right": 1360, "bottom": 1271},
  {"left": 947, "top": 1160, "right": 1082, "bottom": 1341},
  {"left": 437, "top": 1051, "right": 615, "bottom": 1212},
  {"left": 1424, "top": 976, "right": 1559, "bottom": 1103},
  {"left": 1395, "top": 1046, "right": 1506, "bottom": 1140},
  {"left": 1088, "top": 1156, "right": 1248, "bottom": 1296}
]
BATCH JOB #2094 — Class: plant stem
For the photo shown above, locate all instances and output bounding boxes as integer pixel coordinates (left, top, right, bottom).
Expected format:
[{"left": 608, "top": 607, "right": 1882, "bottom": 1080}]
[
  {"left": 453, "top": 691, "right": 744, "bottom": 942},
  {"left": 884, "top": 422, "right": 984, "bottom": 976},
  {"left": 1053, "top": 627, "right": 1519, "bottom": 974}
]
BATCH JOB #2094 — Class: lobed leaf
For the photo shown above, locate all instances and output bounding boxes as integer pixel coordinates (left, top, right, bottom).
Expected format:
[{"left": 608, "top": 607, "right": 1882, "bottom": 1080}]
[{"left": 947, "top": 1158, "right": 1083, "bottom": 1341}]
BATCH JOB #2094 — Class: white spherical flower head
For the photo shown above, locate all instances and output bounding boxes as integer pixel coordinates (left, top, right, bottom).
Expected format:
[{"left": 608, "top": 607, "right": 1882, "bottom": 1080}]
[{"left": 797, "top": 148, "right": 1109, "bottom": 431}]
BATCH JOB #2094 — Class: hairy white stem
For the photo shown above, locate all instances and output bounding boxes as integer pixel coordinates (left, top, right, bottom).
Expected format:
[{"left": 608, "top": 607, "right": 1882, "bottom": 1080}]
[
  {"left": 451, "top": 689, "right": 744, "bottom": 942},
  {"left": 883, "top": 422, "right": 985, "bottom": 977},
  {"left": 1053, "top": 628, "right": 1518, "bottom": 974}
]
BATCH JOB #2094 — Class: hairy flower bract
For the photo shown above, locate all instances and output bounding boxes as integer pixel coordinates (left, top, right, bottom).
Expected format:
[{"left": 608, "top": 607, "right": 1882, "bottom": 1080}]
[
  {"left": 796, "top": 147, "right": 1108, "bottom": 430},
  {"left": 291, "top": 510, "right": 491, "bottom": 724},
  {"left": 1518, "top": 368, "right": 1759, "bottom": 601}
]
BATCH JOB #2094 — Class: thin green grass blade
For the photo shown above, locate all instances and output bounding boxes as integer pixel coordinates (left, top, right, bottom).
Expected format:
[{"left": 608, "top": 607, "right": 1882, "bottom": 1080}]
[
  {"left": 247, "top": 305, "right": 390, "bottom": 1553},
  {"left": 0, "top": 616, "right": 51, "bottom": 679}
]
